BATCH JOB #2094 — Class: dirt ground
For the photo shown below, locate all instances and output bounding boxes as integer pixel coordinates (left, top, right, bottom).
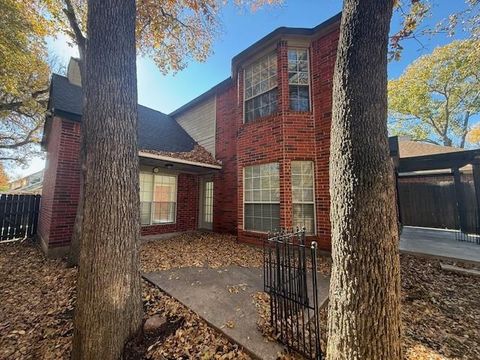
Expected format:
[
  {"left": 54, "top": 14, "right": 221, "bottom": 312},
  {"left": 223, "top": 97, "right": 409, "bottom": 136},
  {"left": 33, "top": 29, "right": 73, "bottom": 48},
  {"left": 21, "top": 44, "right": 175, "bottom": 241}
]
[{"left": 0, "top": 232, "right": 479, "bottom": 359}]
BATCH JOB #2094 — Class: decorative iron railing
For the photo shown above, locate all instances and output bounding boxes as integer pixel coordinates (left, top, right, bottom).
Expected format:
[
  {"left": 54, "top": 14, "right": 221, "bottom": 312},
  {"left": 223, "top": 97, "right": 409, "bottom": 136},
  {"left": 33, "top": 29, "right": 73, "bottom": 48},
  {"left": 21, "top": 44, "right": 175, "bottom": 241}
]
[
  {"left": 263, "top": 229, "right": 322, "bottom": 360},
  {"left": 455, "top": 209, "right": 480, "bottom": 245}
]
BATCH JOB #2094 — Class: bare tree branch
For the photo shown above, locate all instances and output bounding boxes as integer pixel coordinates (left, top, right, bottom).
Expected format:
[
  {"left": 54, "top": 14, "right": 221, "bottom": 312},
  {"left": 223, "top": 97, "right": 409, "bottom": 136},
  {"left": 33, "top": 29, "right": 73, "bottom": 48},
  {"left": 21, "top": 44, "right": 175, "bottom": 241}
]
[{"left": 63, "top": 0, "right": 86, "bottom": 61}]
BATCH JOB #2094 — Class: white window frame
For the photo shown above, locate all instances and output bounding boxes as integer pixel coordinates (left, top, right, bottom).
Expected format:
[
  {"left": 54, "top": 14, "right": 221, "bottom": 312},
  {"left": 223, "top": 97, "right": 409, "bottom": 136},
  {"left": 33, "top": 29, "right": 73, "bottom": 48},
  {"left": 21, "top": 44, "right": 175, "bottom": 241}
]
[
  {"left": 140, "top": 171, "right": 178, "bottom": 226},
  {"left": 291, "top": 161, "right": 316, "bottom": 235},
  {"left": 287, "top": 48, "right": 312, "bottom": 112},
  {"left": 243, "top": 52, "right": 278, "bottom": 123},
  {"left": 243, "top": 162, "right": 280, "bottom": 233}
]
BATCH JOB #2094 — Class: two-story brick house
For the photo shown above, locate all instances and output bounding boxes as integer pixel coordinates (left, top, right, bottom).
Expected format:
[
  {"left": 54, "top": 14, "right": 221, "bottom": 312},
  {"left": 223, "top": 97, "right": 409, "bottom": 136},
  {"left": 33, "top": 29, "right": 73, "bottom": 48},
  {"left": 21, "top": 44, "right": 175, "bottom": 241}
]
[{"left": 38, "top": 14, "right": 341, "bottom": 257}]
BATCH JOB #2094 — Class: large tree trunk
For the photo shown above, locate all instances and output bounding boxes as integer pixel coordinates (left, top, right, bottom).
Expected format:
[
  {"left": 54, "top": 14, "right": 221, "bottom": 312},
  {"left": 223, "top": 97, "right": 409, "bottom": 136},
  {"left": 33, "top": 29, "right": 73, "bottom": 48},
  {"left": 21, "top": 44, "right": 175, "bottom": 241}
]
[
  {"left": 327, "top": 1, "right": 402, "bottom": 359},
  {"left": 68, "top": 59, "right": 85, "bottom": 268},
  {"left": 71, "top": 0, "right": 142, "bottom": 359}
]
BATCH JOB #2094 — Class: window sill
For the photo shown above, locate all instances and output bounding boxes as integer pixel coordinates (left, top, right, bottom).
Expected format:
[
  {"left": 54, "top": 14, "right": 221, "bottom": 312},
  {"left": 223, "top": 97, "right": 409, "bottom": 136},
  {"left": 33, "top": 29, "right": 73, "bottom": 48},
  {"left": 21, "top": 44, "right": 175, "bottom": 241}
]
[
  {"left": 242, "top": 229, "right": 274, "bottom": 235},
  {"left": 141, "top": 222, "right": 176, "bottom": 227}
]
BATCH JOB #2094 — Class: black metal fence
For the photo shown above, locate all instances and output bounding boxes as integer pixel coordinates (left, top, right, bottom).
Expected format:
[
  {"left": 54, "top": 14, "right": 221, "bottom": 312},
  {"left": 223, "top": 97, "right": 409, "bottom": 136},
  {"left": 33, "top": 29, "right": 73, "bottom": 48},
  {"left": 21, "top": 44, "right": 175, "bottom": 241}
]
[
  {"left": 0, "top": 194, "right": 41, "bottom": 242},
  {"left": 455, "top": 209, "right": 480, "bottom": 245},
  {"left": 263, "top": 229, "right": 322, "bottom": 360}
]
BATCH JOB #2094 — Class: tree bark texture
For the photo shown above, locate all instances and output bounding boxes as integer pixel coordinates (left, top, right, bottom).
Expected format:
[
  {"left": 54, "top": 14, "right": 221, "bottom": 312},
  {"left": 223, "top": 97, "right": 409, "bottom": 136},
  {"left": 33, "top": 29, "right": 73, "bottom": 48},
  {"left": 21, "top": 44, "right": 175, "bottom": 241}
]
[
  {"left": 68, "top": 59, "right": 85, "bottom": 268},
  {"left": 71, "top": 0, "right": 142, "bottom": 359},
  {"left": 327, "top": 1, "right": 402, "bottom": 359}
]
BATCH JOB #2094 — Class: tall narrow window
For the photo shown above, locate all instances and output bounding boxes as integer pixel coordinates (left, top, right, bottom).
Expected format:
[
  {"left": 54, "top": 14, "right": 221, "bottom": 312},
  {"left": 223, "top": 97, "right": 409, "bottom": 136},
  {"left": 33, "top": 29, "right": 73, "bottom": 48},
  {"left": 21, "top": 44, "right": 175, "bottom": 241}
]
[
  {"left": 292, "top": 161, "right": 315, "bottom": 234},
  {"left": 139, "top": 172, "right": 177, "bottom": 225},
  {"left": 244, "top": 163, "right": 280, "bottom": 232},
  {"left": 288, "top": 49, "right": 310, "bottom": 112},
  {"left": 140, "top": 173, "right": 153, "bottom": 225},
  {"left": 203, "top": 180, "right": 213, "bottom": 224},
  {"left": 244, "top": 52, "right": 278, "bottom": 122}
]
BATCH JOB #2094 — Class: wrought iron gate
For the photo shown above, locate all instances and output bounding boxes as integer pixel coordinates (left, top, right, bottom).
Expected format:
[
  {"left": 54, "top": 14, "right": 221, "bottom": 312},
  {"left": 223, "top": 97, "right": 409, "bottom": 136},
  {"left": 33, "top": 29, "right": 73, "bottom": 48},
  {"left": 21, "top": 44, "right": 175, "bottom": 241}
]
[{"left": 263, "top": 229, "right": 322, "bottom": 360}]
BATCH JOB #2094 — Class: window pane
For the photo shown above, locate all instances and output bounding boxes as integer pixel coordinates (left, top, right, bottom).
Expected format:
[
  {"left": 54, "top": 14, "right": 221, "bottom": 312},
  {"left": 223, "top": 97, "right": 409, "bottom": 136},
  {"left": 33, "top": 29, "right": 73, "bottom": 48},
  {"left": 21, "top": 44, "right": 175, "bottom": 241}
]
[
  {"left": 288, "top": 49, "right": 297, "bottom": 61},
  {"left": 293, "top": 204, "right": 314, "bottom": 234},
  {"left": 140, "top": 202, "right": 151, "bottom": 225},
  {"left": 288, "top": 49, "right": 310, "bottom": 112},
  {"left": 298, "top": 49, "right": 308, "bottom": 61},
  {"left": 150, "top": 175, "right": 177, "bottom": 224},
  {"left": 244, "top": 52, "right": 277, "bottom": 100},
  {"left": 289, "top": 85, "right": 310, "bottom": 112},
  {"left": 244, "top": 52, "right": 278, "bottom": 123},
  {"left": 203, "top": 181, "right": 213, "bottom": 224},
  {"left": 244, "top": 88, "right": 278, "bottom": 123},
  {"left": 291, "top": 161, "right": 315, "bottom": 234},
  {"left": 243, "top": 163, "right": 280, "bottom": 232}
]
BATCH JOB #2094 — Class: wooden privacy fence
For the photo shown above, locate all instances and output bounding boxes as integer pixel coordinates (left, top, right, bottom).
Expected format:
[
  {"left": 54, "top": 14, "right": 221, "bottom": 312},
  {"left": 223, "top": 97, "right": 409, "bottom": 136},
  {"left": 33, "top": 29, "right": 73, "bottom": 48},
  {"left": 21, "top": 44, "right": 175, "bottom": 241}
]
[
  {"left": 398, "top": 174, "right": 478, "bottom": 232},
  {"left": 0, "top": 194, "right": 41, "bottom": 242}
]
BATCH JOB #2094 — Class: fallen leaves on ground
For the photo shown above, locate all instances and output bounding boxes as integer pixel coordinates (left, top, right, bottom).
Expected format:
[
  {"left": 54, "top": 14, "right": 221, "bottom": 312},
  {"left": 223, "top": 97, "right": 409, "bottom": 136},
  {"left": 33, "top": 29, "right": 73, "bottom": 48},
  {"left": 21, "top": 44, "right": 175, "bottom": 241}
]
[
  {"left": 142, "top": 283, "right": 249, "bottom": 359},
  {"left": 0, "top": 241, "right": 76, "bottom": 360},
  {"left": 401, "top": 255, "right": 480, "bottom": 360},
  {"left": 140, "top": 232, "right": 264, "bottom": 272},
  {"left": 140, "top": 145, "right": 220, "bottom": 166},
  {"left": 141, "top": 231, "right": 331, "bottom": 276},
  {"left": 0, "top": 239, "right": 251, "bottom": 360},
  {"left": 1, "top": 235, "right": 479, "bottom": 360}
]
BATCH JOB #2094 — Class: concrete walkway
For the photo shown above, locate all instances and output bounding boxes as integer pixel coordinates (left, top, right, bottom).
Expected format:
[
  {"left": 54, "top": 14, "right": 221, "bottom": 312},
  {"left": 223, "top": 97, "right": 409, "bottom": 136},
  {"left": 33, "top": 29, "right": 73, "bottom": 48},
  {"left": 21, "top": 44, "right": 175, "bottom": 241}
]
[
  {"left": 143, "top": 266, "right": 330, "bottom": 360},
  {"left": 400, "top": 226, "right": 480, "bottom": 263}
]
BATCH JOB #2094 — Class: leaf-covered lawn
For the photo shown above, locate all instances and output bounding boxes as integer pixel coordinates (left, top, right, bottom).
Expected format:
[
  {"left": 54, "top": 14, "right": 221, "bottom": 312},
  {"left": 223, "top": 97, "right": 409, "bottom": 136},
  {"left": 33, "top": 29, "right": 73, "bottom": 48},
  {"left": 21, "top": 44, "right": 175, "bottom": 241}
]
[{"left": 0, "top": 233, "right": 479, "bottom": 359}]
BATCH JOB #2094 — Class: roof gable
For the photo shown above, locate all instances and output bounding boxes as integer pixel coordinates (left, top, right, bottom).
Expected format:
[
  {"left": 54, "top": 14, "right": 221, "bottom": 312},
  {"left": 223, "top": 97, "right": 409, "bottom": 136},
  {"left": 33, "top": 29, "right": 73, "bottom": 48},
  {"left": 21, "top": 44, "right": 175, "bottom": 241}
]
[{"left": 48, "top": 74, "right": 196, "bottom": 153}]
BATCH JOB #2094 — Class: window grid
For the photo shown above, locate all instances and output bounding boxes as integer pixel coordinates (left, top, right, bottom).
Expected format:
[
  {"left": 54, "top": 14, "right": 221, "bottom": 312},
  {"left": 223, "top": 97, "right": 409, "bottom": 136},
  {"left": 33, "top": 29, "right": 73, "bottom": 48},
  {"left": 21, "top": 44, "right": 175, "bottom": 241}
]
[
  {"left": 244, "top": 163, "right": 280, "bottom": 232},
  {"left": 203, "top": 181, "right": 213, "bottom": 224},
  {"left": 140, "top": 172, "right": 177, "bottom": 225},
  {"left": 288, "top": 49, "right": 310, "bottom": 112},
  {"left": 244, "top": 52, "right": 278, "bottom": 122},
  {"left": 291, "top": 161, "right": 315, "bottom": 234}
]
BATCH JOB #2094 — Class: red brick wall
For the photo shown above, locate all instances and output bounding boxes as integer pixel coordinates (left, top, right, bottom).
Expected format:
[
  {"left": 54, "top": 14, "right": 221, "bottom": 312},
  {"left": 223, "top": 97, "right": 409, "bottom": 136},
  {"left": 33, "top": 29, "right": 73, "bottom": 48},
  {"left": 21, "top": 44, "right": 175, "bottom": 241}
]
[
  {"left": 216, "top": 23, "right": 340, "bottom": 249},
  {"left": 141, "top": 173, "right": 199, "bottom": 236},
  {"left": 38, "top": 117, "right": 81, "bottom": 253},
  {"left": 213, "top": 85, "right": 238, "bottom": 234}
]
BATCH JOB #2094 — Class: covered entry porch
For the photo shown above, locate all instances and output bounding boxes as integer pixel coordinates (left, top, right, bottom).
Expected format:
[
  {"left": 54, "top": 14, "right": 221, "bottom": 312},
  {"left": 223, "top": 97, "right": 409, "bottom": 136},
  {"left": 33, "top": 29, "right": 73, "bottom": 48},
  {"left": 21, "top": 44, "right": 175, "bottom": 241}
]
[{"left": 139, "top": 151, "right": 220, "bottom": 237}]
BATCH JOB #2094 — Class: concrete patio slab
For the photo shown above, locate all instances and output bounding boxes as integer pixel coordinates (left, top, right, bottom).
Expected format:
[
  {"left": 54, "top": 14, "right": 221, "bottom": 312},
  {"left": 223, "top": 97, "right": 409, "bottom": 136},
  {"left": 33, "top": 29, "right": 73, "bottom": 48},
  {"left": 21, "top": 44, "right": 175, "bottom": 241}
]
[
  {"left": 143, "top": 266, "right": 330, "bottom": 360},
  {"left": 400, "top": 226, "right": 480, "bottom": 264}
]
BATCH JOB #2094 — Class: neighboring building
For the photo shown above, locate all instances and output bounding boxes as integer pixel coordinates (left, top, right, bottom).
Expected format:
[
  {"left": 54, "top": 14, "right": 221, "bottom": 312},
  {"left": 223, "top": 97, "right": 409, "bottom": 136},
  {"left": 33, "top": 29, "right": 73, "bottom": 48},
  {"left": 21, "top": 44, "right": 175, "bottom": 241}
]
[
  {"left": 39, "top": 14, "right": 341, "bottom": 257},
  {"left": 8, "top": 170, "right": 44, "bottom": 194},
  {"left": 397, "top": 136, "right": 472, "bottom": 176},
  {"left": 395, "top": 136, "right": 480, "bottom": 232}
]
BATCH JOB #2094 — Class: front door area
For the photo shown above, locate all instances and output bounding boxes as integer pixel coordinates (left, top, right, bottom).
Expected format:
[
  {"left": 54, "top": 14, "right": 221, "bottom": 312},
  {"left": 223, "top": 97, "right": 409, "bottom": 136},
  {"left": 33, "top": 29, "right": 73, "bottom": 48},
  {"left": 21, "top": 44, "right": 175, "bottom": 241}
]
[{"left": 199, "top": 178, "right": 213, "bottom": 230}]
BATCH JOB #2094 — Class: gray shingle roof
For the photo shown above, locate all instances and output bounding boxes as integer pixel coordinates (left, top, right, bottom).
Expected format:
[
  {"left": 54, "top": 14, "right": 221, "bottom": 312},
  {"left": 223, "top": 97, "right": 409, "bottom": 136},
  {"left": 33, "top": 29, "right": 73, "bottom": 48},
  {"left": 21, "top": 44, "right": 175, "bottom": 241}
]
[{"left": 49, "top": 74, "right": 196, "bottom": 153}]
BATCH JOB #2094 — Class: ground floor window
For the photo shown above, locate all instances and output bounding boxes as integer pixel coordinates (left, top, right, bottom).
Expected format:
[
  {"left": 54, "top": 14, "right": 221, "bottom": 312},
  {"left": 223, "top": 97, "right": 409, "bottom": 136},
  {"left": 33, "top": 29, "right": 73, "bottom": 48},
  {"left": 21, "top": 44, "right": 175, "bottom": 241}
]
[
  {"left": 140, "top": 172, "right": 177, "bottom": 225},
  {"left": 292, "top": 161, "right": 315, "bottom": 234},
  {"left": 244, "top": 163, "right": 280, "bottom": 232}
]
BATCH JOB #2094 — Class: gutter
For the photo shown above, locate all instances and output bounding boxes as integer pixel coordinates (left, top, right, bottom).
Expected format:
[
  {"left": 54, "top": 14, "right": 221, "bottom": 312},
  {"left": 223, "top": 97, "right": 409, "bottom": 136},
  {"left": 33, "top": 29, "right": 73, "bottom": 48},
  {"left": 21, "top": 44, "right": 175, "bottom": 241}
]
[{"left": 138, "top": 151, "right": 222, "bottom": 170}]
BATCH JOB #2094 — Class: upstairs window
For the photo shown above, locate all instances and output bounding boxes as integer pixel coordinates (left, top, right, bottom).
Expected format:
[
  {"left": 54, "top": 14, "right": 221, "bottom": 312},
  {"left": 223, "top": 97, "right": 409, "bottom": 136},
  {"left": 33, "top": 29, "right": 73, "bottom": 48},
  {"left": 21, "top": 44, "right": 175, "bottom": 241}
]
[
  {"left": 244, "top": 52, "right": 278, "bottom": 123},
  {"left": 288, "top": 49, "right": 310, "bottom": 112}
]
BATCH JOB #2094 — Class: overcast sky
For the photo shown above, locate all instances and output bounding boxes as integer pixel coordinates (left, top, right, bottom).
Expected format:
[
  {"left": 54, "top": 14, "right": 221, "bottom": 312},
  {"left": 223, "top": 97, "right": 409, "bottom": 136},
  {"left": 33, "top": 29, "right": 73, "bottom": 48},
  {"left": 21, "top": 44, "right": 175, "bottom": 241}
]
[{"left": 12, "top": 0, "right": 475, "bottom": 179}]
